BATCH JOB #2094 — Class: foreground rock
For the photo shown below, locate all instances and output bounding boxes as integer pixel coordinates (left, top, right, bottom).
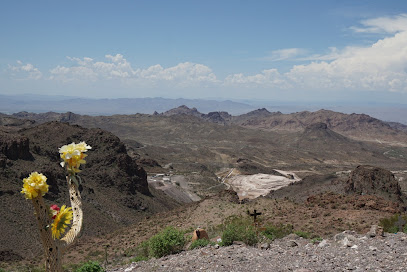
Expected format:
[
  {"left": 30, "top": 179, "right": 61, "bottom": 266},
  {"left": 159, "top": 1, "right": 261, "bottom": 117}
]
[{"left": 110, "top": 231, "right": 407, "bottom": 272}]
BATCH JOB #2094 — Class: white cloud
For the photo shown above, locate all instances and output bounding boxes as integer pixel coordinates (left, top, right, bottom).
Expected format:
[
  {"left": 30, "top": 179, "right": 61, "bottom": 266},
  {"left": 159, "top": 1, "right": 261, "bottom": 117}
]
[
  {"left": 135, "top": 62, "right": 218, "bottom": 85},
  {"left": 8, "top": 60, "right": 43, "bottom": 80},
  {"left": 50, "top": 54, "right": 135, "bottom": 81},
  {"left": 261, "top": 48, "right": 306, "bottom": 61},
  {"left": 48, "top": 55, "right": 218, "bottom": 87},
  {"left": 226, "top": 14, "right": 407, "bottom": 93},
  {"left": 350, "top": 14, "right": 407, "bottom": 34},
  {"left": 5, "top": 14, "right": 407, "bottom": 95},
  {"left": 297, "top": 47, "right": 341, "bottom": 61},
  {"left": 224, "top": 69, "right": 290, "bottom": 88}
]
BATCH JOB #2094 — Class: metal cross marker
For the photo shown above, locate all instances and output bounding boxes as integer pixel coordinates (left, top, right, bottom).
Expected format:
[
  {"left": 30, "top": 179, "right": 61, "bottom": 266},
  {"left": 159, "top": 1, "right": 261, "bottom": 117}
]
[
  {"left": 249, "top": 209, "right": 262, "bottom": 224},
  {"left": 396, "top": 216, "right": 406, "bottom": 232}
]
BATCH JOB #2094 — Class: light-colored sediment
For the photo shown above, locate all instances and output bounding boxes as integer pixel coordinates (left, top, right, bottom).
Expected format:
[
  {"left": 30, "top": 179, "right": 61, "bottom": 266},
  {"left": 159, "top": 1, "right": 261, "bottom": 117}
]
[{"left": 226, "top": 170, "right": 301, "bottom": 199}]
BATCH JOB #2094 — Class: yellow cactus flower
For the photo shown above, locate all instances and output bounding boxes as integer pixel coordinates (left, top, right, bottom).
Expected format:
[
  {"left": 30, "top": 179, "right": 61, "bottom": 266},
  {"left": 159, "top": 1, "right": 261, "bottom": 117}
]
[
  {"left": 76, "top": 141, "right": 92, "bottom": 152},
  {"left": 21, "top": 172, "right": 49, "bottom": 199},
  {"left": 51, "top": 205, "right": 73, "bottom": 239},
  {"left": 59, "top": 142, "right": 91, "bottom": 173}
]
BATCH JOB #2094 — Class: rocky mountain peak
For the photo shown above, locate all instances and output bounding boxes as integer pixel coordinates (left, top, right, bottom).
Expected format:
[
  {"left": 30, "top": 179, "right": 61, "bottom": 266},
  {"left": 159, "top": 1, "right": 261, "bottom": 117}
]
[
  {"left": 163, "top": 105, "right": 202, "bottom": 117},
  {"left": 244, "top": 108, "right": 272, "bottom": 117}
]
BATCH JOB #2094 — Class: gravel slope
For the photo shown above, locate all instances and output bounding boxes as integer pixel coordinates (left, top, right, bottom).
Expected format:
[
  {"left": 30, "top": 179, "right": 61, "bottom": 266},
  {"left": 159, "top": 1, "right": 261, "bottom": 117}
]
[{"left": 110, "top": 231, "right": 407, "bottom": 272}]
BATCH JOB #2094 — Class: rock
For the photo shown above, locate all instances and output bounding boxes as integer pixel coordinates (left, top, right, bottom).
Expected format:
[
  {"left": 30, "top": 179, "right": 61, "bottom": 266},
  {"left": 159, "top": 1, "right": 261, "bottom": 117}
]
[
  {"left": 191, "top": 228, "right": 209, "bottom": 242},
  {"left": 334, "top": 231, "right": 357, "bottom": 247},
  {"left": 0, "top": 133, "right": 33, "bottom": 160},
  {"left": 369, "top": 246, "right": 378, "bottom": 251},
  {"left": 366, "top": 225, "right": 384, "bottom": 238},
  {"left": 288, "top": 240, "right": 298, "bottom": 247},
  {"left": 137, "top": 158, "right": 161, "bottom": 168},
  {"left": 233, "top": 241, "right": 245, "bottom": 246},
  {"left": 346, "top": 165, "right": 403, "bottom": 203},
  {"left": 286, "top": 233, "right": 300, "bottom": 240},
  {"left": 260, "top": 243, "right": 270, "bottom": 250},
  {"left": 318, "top": 239, "right": 329, "bottom": 248}
]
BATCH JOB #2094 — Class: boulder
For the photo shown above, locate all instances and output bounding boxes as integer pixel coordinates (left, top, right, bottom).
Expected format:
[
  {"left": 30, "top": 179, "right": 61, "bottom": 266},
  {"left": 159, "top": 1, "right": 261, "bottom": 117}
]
[
  {"left": 346, "top": 165, "right": 403, "bottom": 204},
  {"left": 366, "top": 225, "right": 384, "bottom": 238},
  {"left": 192, "top": 228, "right": 209, "bottom": 242}
]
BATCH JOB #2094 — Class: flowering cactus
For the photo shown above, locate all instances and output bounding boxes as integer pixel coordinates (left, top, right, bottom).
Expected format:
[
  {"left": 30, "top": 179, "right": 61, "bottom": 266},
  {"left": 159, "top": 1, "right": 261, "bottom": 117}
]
[{"left": 22, "top": 142, "right": 91, "bottom": 272}]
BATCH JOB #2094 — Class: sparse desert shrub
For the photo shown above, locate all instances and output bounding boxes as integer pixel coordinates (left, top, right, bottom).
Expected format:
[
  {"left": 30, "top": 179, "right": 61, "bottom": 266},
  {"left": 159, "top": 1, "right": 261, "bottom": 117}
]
[
  {"left": 261, "top": 224, "right": 293, "bottom": 240},
  {"left": 294, "top": 230, "right": 310, "bottom": 239},
  {"left": 379, "top": 214, "right": 407, "bottom": 233},
  {"left": 148, "top": 226, "right": 186, "bottom": 258},
  {"left": 135, "top": 240, "right": 150, "bottom": 259},
  {"left": 221, "top": 217, "right": 258, "bottom": 246},
  {"left": 75, "top": 261, "right": 104, "bottom": 272},
  {"left": 189, "top": 239, "right": 212, "bottom": 250},
  {"left": 311, "top": 237, "right": 323, "bottom": 244}
]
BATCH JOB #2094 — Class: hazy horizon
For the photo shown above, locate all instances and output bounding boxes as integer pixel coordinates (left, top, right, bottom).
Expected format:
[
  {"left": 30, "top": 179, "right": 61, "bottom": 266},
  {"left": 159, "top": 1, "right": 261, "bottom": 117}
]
[{"left": 1, "top": 93, "right": 407, "bottom": 124}]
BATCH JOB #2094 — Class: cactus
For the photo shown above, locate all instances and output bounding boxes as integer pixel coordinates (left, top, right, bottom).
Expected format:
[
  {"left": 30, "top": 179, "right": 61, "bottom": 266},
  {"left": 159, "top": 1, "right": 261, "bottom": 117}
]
[{"left": 22, "top": 142, "right": 91, "bottom": 272}]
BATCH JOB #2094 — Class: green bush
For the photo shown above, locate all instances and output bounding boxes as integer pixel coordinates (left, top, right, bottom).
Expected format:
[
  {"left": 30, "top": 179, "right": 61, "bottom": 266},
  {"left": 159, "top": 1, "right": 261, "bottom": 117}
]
[
  {"left": 379, "top": 214, "right": 407, "bottom": 233},
  {"left": 294, "top": 230, "right": 310, "bottom": 239},
  {"left": 311, "top": 237, "right": 323, "bottom": 244},
  {"left": 75, "top": 261, "right": 104, "bottom": 272},
  {"left": 221, "top": 220, "right": 258, "bottom": 246},
  {"left": 189, "top": 239, "right": 212, "bottom": 250},
  {"left": 148, "top": 226, "right": 186, "bottom": 258},
  {"left": 261, "top": 224, "right": 293, "bottom": 240},
  {"left": 135, "top": 240, "right": 150, "bottom": 259}
]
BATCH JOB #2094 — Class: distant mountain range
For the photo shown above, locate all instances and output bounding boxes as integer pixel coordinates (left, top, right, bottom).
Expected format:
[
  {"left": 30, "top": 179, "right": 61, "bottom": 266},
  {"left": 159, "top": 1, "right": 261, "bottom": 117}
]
[
  {"left": 0, "top": 94, "right": 406, "bottom": 124},
  {"left": 0, "top": 94, "right": 256, "bottom": 115},
  {"left": 160, "top": 106, "right": 407, "bottom": 144}
]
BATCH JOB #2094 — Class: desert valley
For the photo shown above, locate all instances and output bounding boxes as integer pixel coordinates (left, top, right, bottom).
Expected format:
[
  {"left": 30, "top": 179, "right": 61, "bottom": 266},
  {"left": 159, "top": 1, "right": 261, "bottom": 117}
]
[{"left": 1, "top": 105, "right": 407, "bottom": 271}]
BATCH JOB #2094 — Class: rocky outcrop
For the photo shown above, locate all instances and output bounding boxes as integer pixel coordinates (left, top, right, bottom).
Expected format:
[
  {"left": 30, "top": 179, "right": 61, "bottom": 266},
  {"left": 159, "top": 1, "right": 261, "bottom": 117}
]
[
  {"left": 0, "top": 121, "right": 182, "bottom": 262},
  {"left": 137, "top": 158, "right": 161, "bottom": 168},
  {"left": 203, "top": 112, "right": 228, "bottom": 124},
  {"left": 0, "top": 132, "right": 33, "bottom": 160},
  {"left": 163, "top": 105, "right": 202, "bottom": 118},
  {"left": 346, "top": 165, "right": 404, "bottom": 204}
]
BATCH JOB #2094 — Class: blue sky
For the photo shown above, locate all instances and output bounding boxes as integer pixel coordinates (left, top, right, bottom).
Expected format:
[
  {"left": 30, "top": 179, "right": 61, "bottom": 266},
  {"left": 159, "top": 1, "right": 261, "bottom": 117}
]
[{"left": 1, "top": 0, "right": 407, "bottom": 103}]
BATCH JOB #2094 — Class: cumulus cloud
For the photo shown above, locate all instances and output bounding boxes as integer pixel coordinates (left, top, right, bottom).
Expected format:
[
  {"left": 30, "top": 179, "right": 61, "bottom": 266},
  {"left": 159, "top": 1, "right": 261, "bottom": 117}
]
[
  {"left": 135, "top": 62, "right": 218, "bottom": 86},
  {"left": 226, "top": 14, "right": 407, "bottom": 93},
  {"left": 50, "top": 54, "right": 135, "bottom": 81},
  {"left": 6, "top": 14, "right": 407, "bottom": 95},
  {"left": 286, "top": 31, "right": 407, "bottom": 92},
  {"left": 8, "top": 60, "right": 43, "bottom": 80},
  {"left": 49, "top": 54, "right": 218, "bottom": 87}
]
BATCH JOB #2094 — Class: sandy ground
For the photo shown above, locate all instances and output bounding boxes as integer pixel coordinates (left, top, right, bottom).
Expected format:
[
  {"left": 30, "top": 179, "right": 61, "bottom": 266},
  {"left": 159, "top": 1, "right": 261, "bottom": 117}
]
[{"left": 226, "top": 170, "right": 301, "bottom": 199}]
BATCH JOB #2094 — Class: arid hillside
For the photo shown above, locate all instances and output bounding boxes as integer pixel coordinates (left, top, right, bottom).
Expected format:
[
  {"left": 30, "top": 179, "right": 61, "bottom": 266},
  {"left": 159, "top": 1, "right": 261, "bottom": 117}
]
[
  {"left": 2, "top": 109, "right": 407, "bottom": 270},
  {"left": 162, "top": 106, "right": 407, "bottom": 145},
  {"left": 10, "top": 109, "right": 407, "bottom": 175},
  {"left": 0, "top": 121, "right": 180, "bottom": 262}
]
